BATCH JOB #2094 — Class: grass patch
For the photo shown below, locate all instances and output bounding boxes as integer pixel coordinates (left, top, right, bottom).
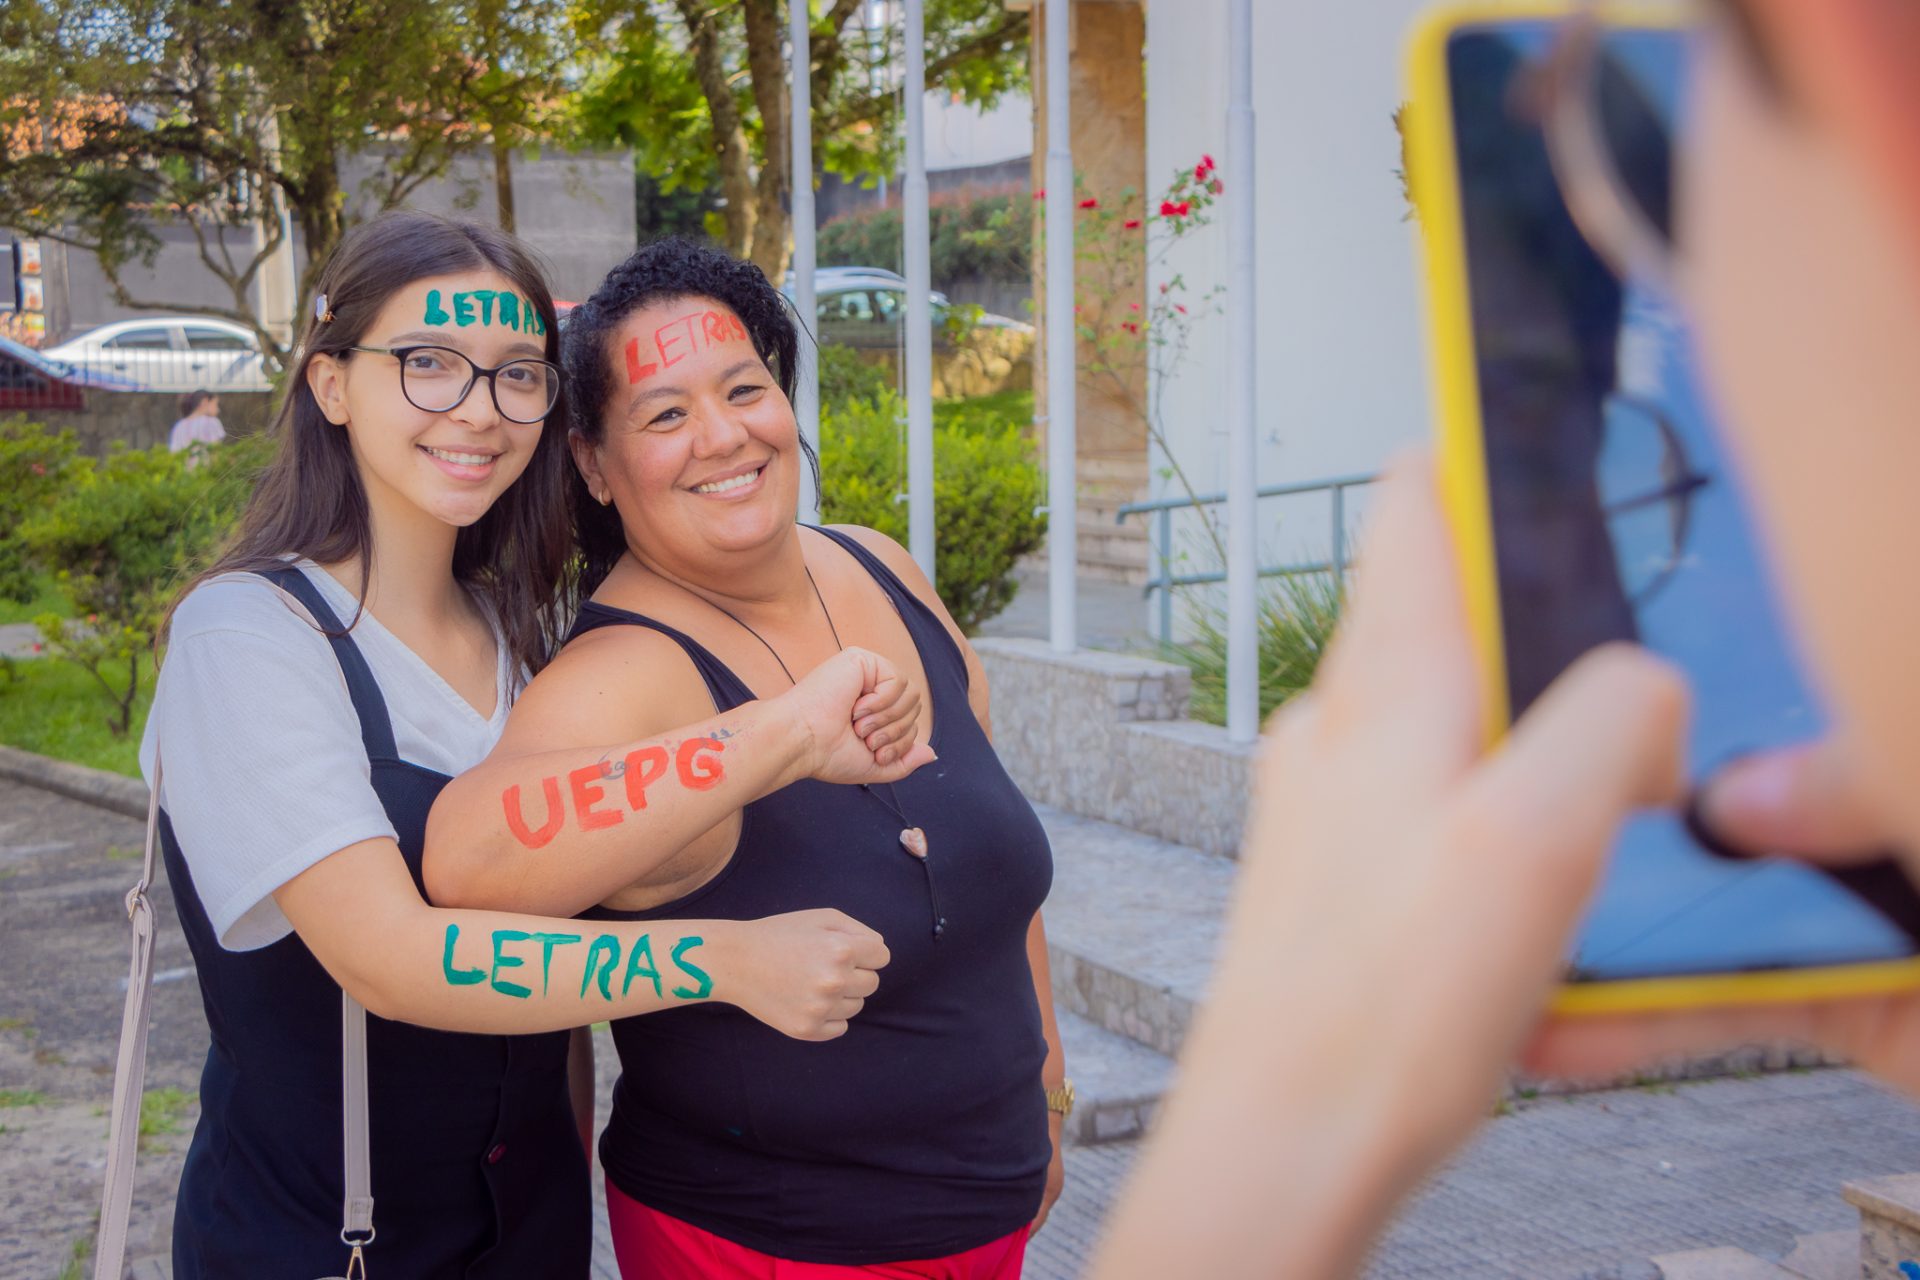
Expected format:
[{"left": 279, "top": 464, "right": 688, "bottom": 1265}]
[
  {"left": 0, "top": 1088, "right": 45, "bottom": 1107},
  {"left": 0, "top": 572, "right": 70, "bottom": 626},
  {"left": 56, "top": 1230, "right": 93, "bottom": 1280},
  {"left": 139, "top": 1086, "right": 194, "bottom": 1152},
  {"left": 1165, "top": 573, "right": 1344, "bottom": 727},
  {"left": 0, "top": 653, "right": 150, "bottom": 776},
  {"left": 934, "top": 388, "right": 1033, "bottom": 433},
  {"left": 0, "top": 1015, "right": 35, "bottom": 1038}
]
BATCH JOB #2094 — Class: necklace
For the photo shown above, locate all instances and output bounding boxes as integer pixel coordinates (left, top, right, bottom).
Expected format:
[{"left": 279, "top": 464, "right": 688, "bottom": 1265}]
[{"left": 690, "top": 563, "right": 946, "bottom": 940}]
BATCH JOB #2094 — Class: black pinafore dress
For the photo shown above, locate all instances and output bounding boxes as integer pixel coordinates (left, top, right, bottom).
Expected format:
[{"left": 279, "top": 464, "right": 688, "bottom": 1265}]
[{"left": 160, "top": 567, "right": 589, "bottom": 1279}]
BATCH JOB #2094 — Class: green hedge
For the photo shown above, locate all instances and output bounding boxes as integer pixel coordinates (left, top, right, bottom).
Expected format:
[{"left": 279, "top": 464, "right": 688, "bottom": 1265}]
[
  {"left": 820, "top": 390, "right": 1044, "bottom": 634},
  {"left": 817, "top": 189, "right": 1030, "bottom": 285}
]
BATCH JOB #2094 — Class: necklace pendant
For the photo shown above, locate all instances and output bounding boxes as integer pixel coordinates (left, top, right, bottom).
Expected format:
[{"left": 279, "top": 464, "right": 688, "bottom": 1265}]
[{"left": 899, "top": 827, "right": 929, "bottom": 859}]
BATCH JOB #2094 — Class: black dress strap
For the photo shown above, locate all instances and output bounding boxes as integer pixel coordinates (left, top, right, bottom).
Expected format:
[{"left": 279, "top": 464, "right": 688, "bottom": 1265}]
[{"left": 252, "top": 567, "right": 400, "bottom": 763}]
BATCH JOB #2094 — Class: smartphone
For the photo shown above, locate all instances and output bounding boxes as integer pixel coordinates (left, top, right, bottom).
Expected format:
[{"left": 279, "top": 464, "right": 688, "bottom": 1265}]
[{"left": 1406, "top": 3, "right": 1920, "bottom": 1013}]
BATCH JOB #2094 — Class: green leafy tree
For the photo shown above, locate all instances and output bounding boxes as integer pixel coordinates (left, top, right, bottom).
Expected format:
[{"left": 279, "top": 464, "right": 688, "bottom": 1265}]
[
  {"left": 16, "top": 431, "right": 270, "bottom": 735},
  {"left": 570, "top": 0, "right": 1028, "bottom": 280},
  {"left": 0, "top": 0, "right": 572, "bottom": 366}
]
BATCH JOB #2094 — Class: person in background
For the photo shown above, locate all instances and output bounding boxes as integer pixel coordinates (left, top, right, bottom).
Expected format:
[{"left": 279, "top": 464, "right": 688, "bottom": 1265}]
[
  {"left": 168, "top": 389, "right": 226, "bottom": 455},
  {"left": 1091, "top": 2, "right": 1920, "bottom": 1277}
]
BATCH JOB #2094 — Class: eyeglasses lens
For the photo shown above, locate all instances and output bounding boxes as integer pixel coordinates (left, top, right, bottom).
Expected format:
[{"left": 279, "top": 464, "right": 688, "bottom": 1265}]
[{"left": 399, "top": 347, "right": 558, "bottom": 423}]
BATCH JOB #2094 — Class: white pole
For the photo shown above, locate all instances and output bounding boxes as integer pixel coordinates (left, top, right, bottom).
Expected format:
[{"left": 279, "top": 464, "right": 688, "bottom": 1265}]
[
  {"left": 903, "top": 0, "right": 935, "bottom": 583},
  {"left": 791, "top": 0, "right": 820, "bottom": 523},
  {"left": 1044, "top": 0, "right": 1075, "bottom": 653},
  {"left": 1225, "top": 0, "right": 1258, "bottom": 742}
]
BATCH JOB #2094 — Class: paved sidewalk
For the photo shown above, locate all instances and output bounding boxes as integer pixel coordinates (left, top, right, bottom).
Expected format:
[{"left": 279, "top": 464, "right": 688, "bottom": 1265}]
[{"left": 9, "top": 772, "right": 1920, "bottom": 1279}]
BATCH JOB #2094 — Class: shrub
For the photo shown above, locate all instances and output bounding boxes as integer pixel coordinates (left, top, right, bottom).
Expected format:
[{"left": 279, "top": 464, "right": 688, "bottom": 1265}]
[
  {"left": 1171, "top": 572, "right": 1345, "bottom": 726},
  {"left": 817, "top": 343, "right": 895, "bottom": 409},
  {"left": 820, "top": 391, "right": 1045, "bottom": 634},
  {"left": 15, "top": 430, "right": 271, "bottom": 735},
  {"left": 0, "top": 416, "right": 81, "bottom": 606}
]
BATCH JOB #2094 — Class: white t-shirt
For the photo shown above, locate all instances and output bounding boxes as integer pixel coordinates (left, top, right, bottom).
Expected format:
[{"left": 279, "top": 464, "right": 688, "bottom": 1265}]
[{"left": 139, "top": 562, "right": 514, "bottom": 951}]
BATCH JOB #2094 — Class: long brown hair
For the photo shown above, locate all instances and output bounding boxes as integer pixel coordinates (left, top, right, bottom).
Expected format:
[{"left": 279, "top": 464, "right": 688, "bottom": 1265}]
[{"left": 168, "top": 210, "right": 572, "bottom": 678}]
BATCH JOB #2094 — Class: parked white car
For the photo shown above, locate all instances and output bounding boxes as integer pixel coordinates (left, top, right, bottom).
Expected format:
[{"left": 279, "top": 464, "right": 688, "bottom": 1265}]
[{"left": 43, "top": 317, "right": 274, "bottom": 393}]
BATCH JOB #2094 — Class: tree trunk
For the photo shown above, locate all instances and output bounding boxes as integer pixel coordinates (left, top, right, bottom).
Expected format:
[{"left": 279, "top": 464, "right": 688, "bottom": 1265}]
[
  {"left": 494, "top": 137, "right": 517, "bottom": 233},
  {"left": 676, "top": 0, "right": 757, "bottom": 259},
  {"left": 742, "top": 0, "right": 791, "bottom": 281}
]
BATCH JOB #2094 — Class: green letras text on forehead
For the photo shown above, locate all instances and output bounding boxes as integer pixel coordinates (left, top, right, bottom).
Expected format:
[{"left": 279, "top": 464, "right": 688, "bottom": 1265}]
[{"left": 423, "top": 289, "right": 548, "bottom": 336}]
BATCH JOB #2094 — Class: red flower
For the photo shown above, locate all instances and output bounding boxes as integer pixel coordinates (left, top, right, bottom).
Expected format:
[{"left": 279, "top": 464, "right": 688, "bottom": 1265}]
[
  {"left": 1209, "top": 179, "right": 1223, "bottom": 195},
  {"left": 1078, "top": 197, "right": 1099, "bottom": 209},
  {"left": 1129, "top": 302, "right": 1141, "bottom": 311},
  {"left": 29, "top": 462, "right": 45, "bottom": 476},
  {"left": 1123, "top": 218, "right": 1142, "bottom": 229},
  {"left": 1201, "top": 153, "right": 1216, "bottom": 173},
  {"left": 1194, "top": 163, "right": 1207, "bottom": 181},
  {"left": 1121, "top": 322, "right": 1141, "bottom": 334},
  {"left": 1174, "top": 200, "right": 1192, "bottom": 217},
  {"left": 30, "top": 643, "right": 42, "bottom": 654},
  {"left": 1159, "top": 282, "right": 1169, "bottom": 293},
  {"left": 1175, "top": 304, "right": 1188, "bottom": 315},
  {"left": 1159, "top": 200, "right": 1180, "bottom": 217},
  {"left": 86, "top": 613, "right": 98, "bottom": 624},
  {"left": 1033, "top": 189, "right": 1046, "bottom": 200}
]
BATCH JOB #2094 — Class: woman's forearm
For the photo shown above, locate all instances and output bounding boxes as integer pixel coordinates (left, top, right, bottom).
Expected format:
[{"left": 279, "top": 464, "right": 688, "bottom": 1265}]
[
  {"left": 424, "top": 697, "right": 812, "bottom": 915},
  {"left": 348, "top": 903, "right": 748, "bottom": 1034}
]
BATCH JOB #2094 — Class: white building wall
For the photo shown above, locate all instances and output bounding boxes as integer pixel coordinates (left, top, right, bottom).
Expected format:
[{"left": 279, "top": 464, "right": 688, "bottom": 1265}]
[{"left": 1144, "top": 0, "right": 1433, "bottom": 602}]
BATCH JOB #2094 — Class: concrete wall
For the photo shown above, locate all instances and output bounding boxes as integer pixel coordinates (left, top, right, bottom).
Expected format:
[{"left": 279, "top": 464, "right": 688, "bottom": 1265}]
[
  {"left": 1145, "top": 0, "right": 1432, "bottom": 599},
  {"left": 976, "top": 637, "right": 1254, "bottom": 859},
  {"left": 32, "top": 389, "right": 275, "bottom": 456}
]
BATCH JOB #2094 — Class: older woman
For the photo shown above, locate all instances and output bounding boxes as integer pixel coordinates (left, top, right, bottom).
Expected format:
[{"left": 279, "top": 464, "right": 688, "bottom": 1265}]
[{"left": 428, "top": 239, "right": 1067, "bottom": 1278}]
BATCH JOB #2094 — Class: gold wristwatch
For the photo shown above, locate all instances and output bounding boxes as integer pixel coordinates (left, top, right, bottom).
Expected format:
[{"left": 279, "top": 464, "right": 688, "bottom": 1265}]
[{"left": 1044, "top": 1079, "right": 1076, "bottom": 1118}]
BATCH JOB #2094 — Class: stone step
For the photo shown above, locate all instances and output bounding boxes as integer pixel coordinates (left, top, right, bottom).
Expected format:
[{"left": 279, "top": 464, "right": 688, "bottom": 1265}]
[
  {"left": 1653, "top": 1246, "right": 1801, "bottom": 1279},
  {"left": 1038, "top": 803, "right": 1231, "bottom": 1059},
  {"left": 1054, "top": 1009, "right": 1174, "bottom": 1146},
  {"left": 1777, "top": 1230, "right": 1859, "bottom": 1280}
]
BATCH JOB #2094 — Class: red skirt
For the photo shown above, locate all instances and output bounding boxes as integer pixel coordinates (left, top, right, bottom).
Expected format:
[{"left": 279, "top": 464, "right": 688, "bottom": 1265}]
[{"left": 606, "top": 1178, "right": 1031, "bottom": 1280}]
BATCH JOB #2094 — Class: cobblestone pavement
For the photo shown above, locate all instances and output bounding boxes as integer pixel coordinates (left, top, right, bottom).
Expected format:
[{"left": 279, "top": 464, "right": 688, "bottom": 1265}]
[{"left": 9, "top": 774, "right": 1920, "bottom": 1279}]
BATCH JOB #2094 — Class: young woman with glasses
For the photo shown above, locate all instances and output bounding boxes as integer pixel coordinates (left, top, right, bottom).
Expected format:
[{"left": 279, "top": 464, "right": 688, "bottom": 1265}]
[
  {"left": 143, "top": 210, "right": 936, "bottom": 1278},
  {"left": 1090, "top": 2, "right": 1920, "bottom": 1275}
]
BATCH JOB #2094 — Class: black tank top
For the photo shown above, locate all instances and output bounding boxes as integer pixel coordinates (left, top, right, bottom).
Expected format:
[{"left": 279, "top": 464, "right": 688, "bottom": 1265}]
[
  {"left": 162, "top": 568, "right": 589, "bottom": 1278},
  {"left": 574, "top": 527, "right": 1053, "bottom": 1265}
]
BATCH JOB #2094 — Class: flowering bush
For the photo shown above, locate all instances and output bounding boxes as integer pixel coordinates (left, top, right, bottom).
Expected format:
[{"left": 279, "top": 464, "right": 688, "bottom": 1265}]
[{"left": 1069, "top": 155, "right": 1229, "bottom": 557}]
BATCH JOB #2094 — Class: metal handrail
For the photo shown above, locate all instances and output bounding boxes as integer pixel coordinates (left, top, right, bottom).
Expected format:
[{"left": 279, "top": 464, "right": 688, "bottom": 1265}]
[{"left": 1116, "top": 471, "right": 1380, "bottom": 644}]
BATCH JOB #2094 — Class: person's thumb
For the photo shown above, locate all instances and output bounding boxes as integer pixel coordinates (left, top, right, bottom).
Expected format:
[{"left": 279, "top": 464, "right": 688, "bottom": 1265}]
[{"left": 1695, "top": 738, "right": 1900, "bottom": 864}]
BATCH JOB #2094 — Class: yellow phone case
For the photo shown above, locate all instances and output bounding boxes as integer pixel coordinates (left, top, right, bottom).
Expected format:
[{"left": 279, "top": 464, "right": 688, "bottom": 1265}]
[{"left": 1404, "top": 0, "right": 1920, "bottom": 1014}]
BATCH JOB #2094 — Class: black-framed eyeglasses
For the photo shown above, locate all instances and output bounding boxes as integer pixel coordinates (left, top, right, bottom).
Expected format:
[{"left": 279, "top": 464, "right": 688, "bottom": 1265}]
[
  {"left": 348, "top": 345, "right": 560, "bottom": 424},
  {"left": 1532, "top": 0, "right": 1783, "bottom": 292},
  {"left": 1597, "top": 391, "right": 1712, "bottom": 606}
]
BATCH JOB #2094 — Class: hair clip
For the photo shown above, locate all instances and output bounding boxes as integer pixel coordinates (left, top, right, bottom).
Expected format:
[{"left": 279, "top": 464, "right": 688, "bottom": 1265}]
[{"left": 314, "top": 292, "right": 335, "bottom": 325}]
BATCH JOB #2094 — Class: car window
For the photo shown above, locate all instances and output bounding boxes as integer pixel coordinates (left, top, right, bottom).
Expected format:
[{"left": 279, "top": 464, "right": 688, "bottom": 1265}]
[
  {"left": 872, "top": 290, "right": 904, "bottom": 322},
  {"left": 820, "top": 291, "right": 875, "bottom": 323},
  {"left": 185, "top": 327, "right": 252, "bottom": 351},
  {"left": 103, "top": 328, "right": 174, "bottom": 350}
]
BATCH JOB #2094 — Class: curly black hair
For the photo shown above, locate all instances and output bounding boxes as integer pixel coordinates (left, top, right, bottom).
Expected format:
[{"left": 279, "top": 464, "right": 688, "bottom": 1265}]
[{"left": 562, "top": 237, "right": 820, "bottom": 598}]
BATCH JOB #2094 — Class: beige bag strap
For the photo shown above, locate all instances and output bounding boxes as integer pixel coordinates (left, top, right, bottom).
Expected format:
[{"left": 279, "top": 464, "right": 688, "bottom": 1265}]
[
  {"left": 92, "top": 756, "right": 163, "bottom": 1280},
  {"left": 92, "top": 754, "right": 376, "bottom": 1279}
]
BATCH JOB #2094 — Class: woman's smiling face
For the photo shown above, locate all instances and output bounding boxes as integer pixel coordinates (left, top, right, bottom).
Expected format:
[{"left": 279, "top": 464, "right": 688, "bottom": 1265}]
[
  {"left": 308, "top": 271, "right": 553, "bottom": 532},
  {"left": 574, "top": 296, "right": 799, "bottom": 565}
]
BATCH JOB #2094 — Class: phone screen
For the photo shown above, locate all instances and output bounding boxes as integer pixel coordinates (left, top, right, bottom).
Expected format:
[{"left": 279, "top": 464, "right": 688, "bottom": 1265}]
[{"left": 1445, "top": 21, "right": 1920, "bottom": 982}]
